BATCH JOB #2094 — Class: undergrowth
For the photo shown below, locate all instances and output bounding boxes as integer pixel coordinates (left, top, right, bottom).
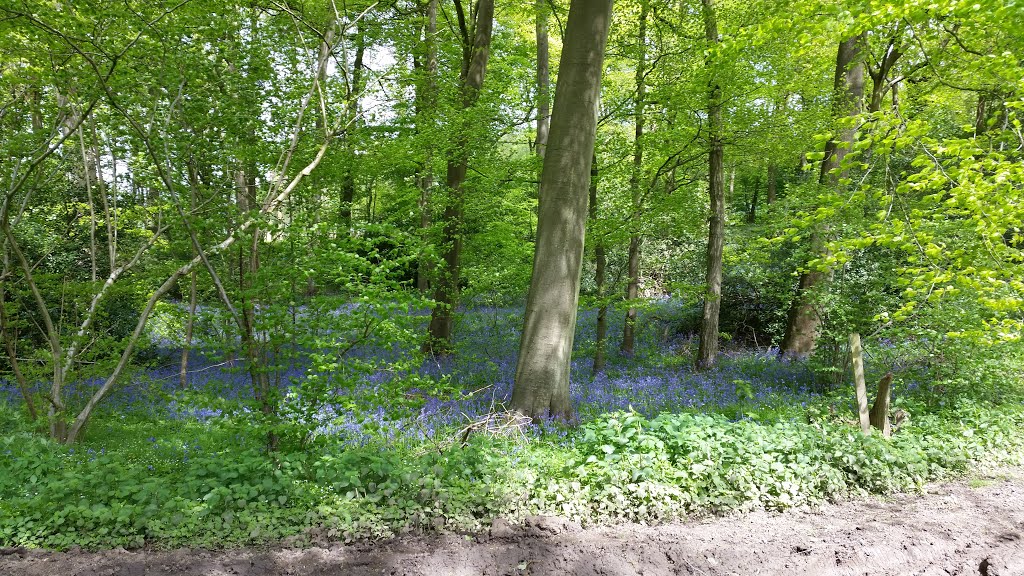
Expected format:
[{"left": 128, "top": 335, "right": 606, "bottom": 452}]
[
  {"left": 2, "top": 306, "right": 1023, "bottom": 550},
  {"left": 1, "top": 394, "right": 1023, "bottom": 550}
]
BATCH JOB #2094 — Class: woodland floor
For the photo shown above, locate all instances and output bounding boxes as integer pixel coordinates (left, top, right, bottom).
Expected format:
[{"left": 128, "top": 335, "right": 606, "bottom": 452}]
[{"left": 3, "top": 469, "right": 1023, "bottom": 576}]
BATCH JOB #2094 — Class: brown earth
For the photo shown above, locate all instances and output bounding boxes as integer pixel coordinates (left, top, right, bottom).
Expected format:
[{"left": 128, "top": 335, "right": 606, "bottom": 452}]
[{"left": 3, "top": 469, "right": 1023, "bottom": 576}]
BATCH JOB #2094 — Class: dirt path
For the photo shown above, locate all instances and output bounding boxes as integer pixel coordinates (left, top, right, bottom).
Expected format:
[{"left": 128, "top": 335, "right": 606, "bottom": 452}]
[{"left": 3, "top": 470, "right": 1023, "bottom": 576}]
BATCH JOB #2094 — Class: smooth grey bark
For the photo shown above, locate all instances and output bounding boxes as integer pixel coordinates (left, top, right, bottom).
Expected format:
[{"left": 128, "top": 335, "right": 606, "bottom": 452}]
[
  {"left": 305, "top": 17, "right": 338, "bottom": 297},
  {"left": 780, "top": 34, "right": 864, "bottom": 357},
  {"left": 426, "top": 0, "right": 495, "bottom": 353},
  {"left": 621, "top": 0, "right": 648, "bottom": 357},
  {"left": 818, "top": 36, "right": 866, "bottom": 186},
  {"left": 696, "top": 0, "right": 724, "bottom": 370},
  {"left": 102, "top": 126, "right": 117, "bottom": 271},
  {"left": 512, "top": 0, "right": 614, "bottom": 420}
]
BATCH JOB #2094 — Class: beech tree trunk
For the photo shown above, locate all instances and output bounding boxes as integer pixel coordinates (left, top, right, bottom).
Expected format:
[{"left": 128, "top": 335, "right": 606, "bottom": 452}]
[
  {"left": 621, "top": 0, "right": 648, "bottom": 357},
  {"left": 425, "top": 0, "right": 495, "bottom": 353},
  {"left": 696, "top": 0, "right": 724, "bottom": 370},
  {"left": 780, "top": 35, "right": 864, "bottom": 357},
  {"left": 512, "top": 0, "right": 613, "bottom": 420}
]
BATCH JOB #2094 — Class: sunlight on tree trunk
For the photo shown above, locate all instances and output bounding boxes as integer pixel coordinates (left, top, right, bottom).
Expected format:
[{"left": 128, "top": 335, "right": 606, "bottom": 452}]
[{"left": 512, "top": 0, "right": 614, "bottom": 420}]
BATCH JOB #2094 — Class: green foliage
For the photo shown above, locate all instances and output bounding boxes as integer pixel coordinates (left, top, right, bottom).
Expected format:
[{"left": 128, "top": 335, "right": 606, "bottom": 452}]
[
  {"left": 3, "top": 371, "right": 1024, "bottom": 550},
  {"left": 2, "top": 0, "right": 1024, "bottom": 554},
  {"left": 567, "top": 401, "right": 1024, "bottom": 517}
]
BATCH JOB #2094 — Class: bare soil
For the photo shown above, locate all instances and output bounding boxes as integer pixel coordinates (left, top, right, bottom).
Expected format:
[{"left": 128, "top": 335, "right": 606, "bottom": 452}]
[{"left": 3, "top": 469, "right": 1023, "bottom": 576}]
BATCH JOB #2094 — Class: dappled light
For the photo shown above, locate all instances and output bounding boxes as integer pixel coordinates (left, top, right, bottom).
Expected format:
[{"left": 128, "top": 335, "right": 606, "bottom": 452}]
[{"left": 1, "top": 0, "right": 1023, "bottom": 572}]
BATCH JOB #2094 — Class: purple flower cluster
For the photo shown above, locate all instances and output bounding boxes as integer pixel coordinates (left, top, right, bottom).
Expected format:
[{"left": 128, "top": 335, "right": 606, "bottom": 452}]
[{"left": 0, "top": 299, "right": 832, "bottom": 445}]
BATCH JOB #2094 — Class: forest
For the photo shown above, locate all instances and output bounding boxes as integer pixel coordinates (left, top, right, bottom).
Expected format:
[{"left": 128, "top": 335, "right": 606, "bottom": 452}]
[{"left": 1, "top": 0, "right": 1024, "bottom": 558}]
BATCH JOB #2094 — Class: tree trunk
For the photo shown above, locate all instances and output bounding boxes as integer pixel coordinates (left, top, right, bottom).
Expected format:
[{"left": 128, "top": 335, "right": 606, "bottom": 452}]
[
  {"left": 870, "top": 372, "right": 894, "bottom": 437},
  {"left": 1, "top": 218, "right": 66, "bottom": 440},
  {"left": 780, "top": 35, "right": 864, "bottom": 357},
  {"left": 181, "top": 169, "right": 200, "bottom": 389},
  {"left": 425, "top": 0, "right": 495, "bottom": 354},
  {"left": 588, "top": 151, "right": 607, "bottom": 375},
  {"left": 766, "top": 163, "right": 777, "bottom": 204},
  {"left": 180, "top": 267, "right": 198, "bottom": 389},
  {"left": 621, "top": 236, "right": 641, "bottom": 355},
  {"left": 746, "top": 175, "right": 758, "bottom": 223},
  {"left": 416, "top": 0, "right": 438, "bottom": 293},
  {"left": 696, "top": 0, "right": 724, "bottom": 370},
  {"left": 234, "top": 167, "right": 275, "bottom": 448},
  {"left": 106, "top": 132, "right": 119, "bottom": 272},
  {"left": 850, "top": 332, "right": 871, "bottom": 433},
  {"left": 305, "top": 18, "right": 337, "bottom": 298},
  {"left": 90, "top": 120, "right": 115, "bottom": 274},
  {"left": 867, "top": 34, "right": 901, "bottom": 114},
  {"left": 621, "top": 0, "right": 648, "bottom": 357},
  {"left": 975, "top": 93, "right": 990, "bottom": 135},
  {"left": 512, "top": 0, "right": 613, "bottom": 420},
  {"left": 340, "top": 23, "right": 366, "bottom": 231},
  {"left": 536, "top": 0, "right": 550, "bottom": 162},
  {"left": 78, "top": 127, "right": 99, "bottom": 283}
]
